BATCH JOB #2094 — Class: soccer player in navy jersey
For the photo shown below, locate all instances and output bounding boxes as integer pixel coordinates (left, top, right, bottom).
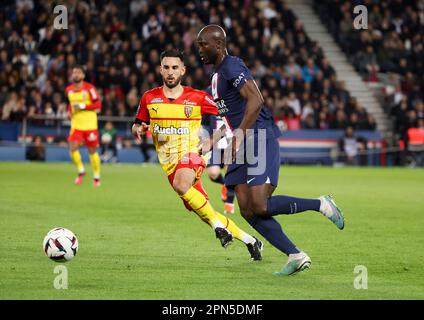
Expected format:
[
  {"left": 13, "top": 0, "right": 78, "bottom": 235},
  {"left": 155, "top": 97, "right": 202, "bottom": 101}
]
[{"left": 196, "top": 25, "right": 345, "bottom": 275}]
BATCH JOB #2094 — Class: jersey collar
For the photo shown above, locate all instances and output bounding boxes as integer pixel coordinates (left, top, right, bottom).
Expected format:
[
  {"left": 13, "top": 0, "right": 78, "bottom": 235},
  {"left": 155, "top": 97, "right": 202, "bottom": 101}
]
[
  {"left": 161, "top": 85, "right": 186, "bottom": 103},
  {"left": 214, "top": 55, "right": 229, "bottom": 73}
]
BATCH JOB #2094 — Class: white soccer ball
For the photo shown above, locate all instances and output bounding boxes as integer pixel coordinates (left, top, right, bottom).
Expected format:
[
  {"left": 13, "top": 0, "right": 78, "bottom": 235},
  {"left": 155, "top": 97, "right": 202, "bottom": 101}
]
[{"left": 43, "top": 227, "right": 78, "bottom": 262}]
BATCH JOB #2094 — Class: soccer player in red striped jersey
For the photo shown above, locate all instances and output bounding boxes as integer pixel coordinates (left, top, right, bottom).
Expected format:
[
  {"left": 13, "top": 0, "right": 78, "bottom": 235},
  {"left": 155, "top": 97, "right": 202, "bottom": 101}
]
[
  {"left": 65, "top": 65, "right": 102, "bottom": 187},
  {"left": 132, "top": 49, "right": 263, "bottom": 260}
]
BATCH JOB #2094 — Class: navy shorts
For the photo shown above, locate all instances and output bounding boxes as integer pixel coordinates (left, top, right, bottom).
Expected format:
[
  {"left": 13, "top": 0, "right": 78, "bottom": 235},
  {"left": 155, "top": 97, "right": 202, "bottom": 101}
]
[{"left": 225, "top": 135, "right": 280, "bottom": 187}]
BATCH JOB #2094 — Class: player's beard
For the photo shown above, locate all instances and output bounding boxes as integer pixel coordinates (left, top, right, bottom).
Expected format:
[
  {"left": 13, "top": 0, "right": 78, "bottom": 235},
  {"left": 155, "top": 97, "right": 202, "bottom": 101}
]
[
  {"left": 73, "top": 77, "right": 83, "bottom": 83},
  {"left": 163, "top": 75, "right": 182, "bottom": 89}
]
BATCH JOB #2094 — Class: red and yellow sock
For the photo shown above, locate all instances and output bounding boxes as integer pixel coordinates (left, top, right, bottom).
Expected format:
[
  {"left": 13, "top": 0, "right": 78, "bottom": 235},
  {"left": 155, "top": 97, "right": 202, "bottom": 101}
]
[
  {"left": 216, "top": 212, "right": 255, "bottom": 245},
  {"left": 70, "top": 150, "right": 85, "bottom": 173},
  {"left": 89, "top": 152, "right": 101, "bottom": 179},
  {"left": 180, "top": 187, "right": 224, "bottom": 229}
]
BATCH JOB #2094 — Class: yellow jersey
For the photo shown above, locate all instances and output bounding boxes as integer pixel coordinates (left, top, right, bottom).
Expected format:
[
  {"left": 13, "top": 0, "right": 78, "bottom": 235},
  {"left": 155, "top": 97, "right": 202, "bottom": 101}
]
[
  {"left": 135, "top": 86, "right": 218, "bottom": 175},
  {"left": 66, "top": 81, "right": 101, "bottom": 131}
]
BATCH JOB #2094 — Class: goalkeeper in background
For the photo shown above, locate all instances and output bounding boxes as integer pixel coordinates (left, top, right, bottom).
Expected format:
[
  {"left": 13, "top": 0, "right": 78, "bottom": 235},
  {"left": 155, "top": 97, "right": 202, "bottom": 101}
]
[{"left": 65, "top": 65, "right": 102, "bottom": 187}]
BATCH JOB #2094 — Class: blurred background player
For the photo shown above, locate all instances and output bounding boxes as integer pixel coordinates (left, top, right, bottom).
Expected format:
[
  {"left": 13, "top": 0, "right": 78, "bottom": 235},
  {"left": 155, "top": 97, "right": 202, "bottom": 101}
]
[
  {"left": 100, "top": 121, "right": 118, "bottom": 163},
  {"left": 197, "top": 25, "right": 345, "bottom": 275},
  {"left": 138, "top": 129, "right": 157, "bottom": 163},
  {"left": 203, "top": 114, "right": 236, "bottom": 214},
  {"left": 132, "top": 49, "right": 262, "bottom": 260},
  {"left": 66, "top": 65, "right": 102, "bottom": 187},
  {"left": 25, "top": 135, "right": 45, "bottom": 162}
]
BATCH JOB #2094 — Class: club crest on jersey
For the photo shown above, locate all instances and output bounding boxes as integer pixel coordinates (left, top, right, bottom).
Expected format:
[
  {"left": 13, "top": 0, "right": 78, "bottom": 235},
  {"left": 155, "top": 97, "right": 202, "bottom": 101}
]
[{"left": 184, "top": 106, "right": 193, "bottom": 118}]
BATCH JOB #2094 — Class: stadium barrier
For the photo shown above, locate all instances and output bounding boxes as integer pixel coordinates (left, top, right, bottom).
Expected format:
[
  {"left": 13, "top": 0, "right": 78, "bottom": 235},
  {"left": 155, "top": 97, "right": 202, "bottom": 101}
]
[
  {"left": 278, "top": 130, "right": 383, "bottom": 165},
  {"left": 0, "top": 115, "right": 393, "bottom": 165}
]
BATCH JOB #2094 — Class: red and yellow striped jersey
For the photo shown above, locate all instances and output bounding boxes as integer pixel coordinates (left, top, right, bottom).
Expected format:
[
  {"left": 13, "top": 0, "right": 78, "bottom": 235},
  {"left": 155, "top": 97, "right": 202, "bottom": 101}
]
[
  {"left": 65, "top": 82, "right": 101, "bottom": 130},
  {"left": 135, "top": 86, "right": 217, "bottom": 175}
]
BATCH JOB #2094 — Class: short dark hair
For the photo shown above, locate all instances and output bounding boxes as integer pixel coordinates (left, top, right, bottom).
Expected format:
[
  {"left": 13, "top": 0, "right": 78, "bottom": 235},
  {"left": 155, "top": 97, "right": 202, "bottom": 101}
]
[
  {"left": 72, "top": 64, "right": 86, "bottom": 73},
  {"left": 160, "top": 49, "right": 184, "bottom": 63}
]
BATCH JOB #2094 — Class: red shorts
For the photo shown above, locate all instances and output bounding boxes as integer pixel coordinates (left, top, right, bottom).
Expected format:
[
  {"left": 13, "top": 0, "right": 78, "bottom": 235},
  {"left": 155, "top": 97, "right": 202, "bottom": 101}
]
[
  {"left": 68, "top": 129, "right": 99, "bottom": 148},
  {"left": 167, "top": 152, "right": 208, "bottom": 211}
]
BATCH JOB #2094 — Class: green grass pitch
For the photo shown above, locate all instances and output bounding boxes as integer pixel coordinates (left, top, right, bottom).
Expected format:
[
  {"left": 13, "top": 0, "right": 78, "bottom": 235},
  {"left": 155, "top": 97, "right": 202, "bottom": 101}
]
[{"left": 0, "top": 162, "right": 423, "bottom": 299}]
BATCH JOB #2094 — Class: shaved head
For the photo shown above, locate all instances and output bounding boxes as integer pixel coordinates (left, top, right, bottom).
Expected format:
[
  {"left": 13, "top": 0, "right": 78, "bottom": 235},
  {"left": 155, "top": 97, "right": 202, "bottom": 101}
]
[
  {"left": 196, "top": 24, "right": 227, "bottom": 66},
  {"left": 197, "top": 24, "right": 227, "bottom": 44}
]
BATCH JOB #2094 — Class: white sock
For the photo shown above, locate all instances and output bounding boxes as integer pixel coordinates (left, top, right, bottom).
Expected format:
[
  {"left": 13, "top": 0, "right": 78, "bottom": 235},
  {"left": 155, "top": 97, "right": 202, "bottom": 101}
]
[
  {"left": 212, "top": 220, "right": 226, "bottom": 230},
  {"left": 319, "top": 196, "right": 331, "bottom": 217},
  {"left": 242, "top": 233, "right": 256, "bottom": 245},
  {"left": 289, "top": 252, "right": 306, "bottom": 260}
]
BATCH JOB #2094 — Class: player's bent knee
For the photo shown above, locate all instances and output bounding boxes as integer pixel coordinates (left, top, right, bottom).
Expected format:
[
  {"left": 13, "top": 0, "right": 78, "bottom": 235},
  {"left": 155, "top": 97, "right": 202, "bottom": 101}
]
[
  {"left": 239, "top": 210, "right": 253, "bottom": 221},
  {"left": 172, "top": 180, "right": 191, "bottom": 196},
  {"left": 250, "top": 202, "right": 268, "bottom": 217},
  {"left": 207, "top": 167, "right": 220, "bottom": 180},
  {"left": 238, "top": 202, "right": 254, "bottom": 221}
]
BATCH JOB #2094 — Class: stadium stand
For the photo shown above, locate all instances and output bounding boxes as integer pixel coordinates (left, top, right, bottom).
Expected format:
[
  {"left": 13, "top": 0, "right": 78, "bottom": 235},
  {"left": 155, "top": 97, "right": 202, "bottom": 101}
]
[
  {"left": 313, "top": 0, "right": 424, "bottom": 163},
  {"left": 0, "top": 0, "right": 390, "bottom": 165}
]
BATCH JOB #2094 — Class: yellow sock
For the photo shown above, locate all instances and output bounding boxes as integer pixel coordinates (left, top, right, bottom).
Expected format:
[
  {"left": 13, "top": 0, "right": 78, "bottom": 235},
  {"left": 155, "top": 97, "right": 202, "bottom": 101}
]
[
  {"left": 216, "top": 212, "right": 255, "bottom": 245},
  {"left": 180, "top": 187, "right": 224, "bottom": 229},
  {"left": 89, "top": 152, "right": 101, "bottom": 179},
  {"left": 70, "top": 150, "right": 85, "bottom": 173}
]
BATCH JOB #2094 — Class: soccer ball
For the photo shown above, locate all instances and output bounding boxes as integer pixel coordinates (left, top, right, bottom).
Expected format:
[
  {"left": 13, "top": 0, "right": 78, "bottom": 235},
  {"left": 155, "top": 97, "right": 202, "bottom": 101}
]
[{"left": 43, "top": 227, "right": 78, "bottom": 262}]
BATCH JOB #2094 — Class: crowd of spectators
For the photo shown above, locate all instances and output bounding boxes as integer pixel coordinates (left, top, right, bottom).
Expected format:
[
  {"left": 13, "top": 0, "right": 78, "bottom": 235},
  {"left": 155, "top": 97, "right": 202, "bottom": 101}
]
[
  {"left": 314, "top": 0, "right": 424, "bottom": 142},
  {"left": 0, "top": 0, "right": 377, "bottom": 135}
]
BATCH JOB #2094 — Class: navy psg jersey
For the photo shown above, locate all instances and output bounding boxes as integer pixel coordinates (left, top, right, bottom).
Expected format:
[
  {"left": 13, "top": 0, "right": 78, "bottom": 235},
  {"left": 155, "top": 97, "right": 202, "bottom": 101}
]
[{"left": 209, "top": 55, "right": 281, "bottom": 139}]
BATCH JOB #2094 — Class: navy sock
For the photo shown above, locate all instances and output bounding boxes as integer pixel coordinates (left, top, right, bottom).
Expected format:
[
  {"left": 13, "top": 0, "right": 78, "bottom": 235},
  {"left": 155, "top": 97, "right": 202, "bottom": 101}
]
[
  {"left": 211, "top": 174, "right": 225, "bottom": 185},
  {"left": 267, "top": 195, "right": 321, "bottom": 216},
  {"left": 248, "top": 215, "right": 300, "bottom": 255},
  {"left": 226, "top": 185, "right": 235, "bottom": 204}
]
